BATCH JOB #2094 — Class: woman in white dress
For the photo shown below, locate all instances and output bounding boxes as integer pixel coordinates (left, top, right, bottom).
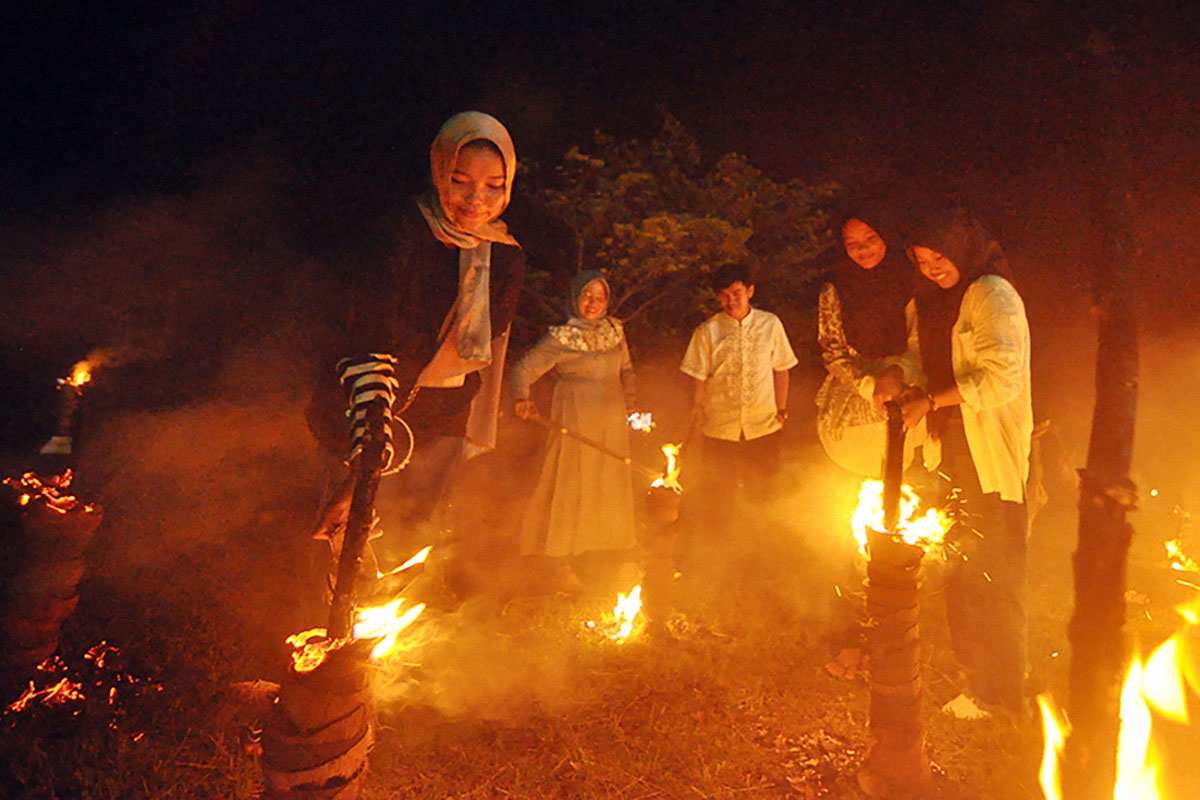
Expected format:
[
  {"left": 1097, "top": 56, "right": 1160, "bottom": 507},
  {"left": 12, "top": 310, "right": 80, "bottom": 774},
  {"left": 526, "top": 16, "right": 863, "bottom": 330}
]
[{"left": 510, "top": 271, "right": 639, "bottom": 585}]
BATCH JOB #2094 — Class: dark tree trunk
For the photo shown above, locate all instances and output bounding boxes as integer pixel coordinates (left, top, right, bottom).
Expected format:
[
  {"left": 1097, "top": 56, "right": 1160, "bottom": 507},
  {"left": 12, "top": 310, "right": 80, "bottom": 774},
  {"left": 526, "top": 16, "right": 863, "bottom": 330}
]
[{"left": 1062, "top": 33, "right": 1139, "bottom": 800}]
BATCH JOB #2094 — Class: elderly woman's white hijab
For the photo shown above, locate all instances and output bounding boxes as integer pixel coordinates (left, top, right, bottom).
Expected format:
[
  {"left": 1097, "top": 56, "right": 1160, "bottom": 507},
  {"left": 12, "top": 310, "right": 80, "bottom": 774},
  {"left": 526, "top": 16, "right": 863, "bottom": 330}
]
[{"left": 417, "top": 111, "right": 520, "bottom": 249}]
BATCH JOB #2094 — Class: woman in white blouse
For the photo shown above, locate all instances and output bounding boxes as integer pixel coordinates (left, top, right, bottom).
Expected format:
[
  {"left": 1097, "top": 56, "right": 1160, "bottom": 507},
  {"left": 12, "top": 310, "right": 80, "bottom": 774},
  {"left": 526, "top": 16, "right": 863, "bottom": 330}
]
[{"left": 897, "top": 204, "right": 1032, "bottom": 717}]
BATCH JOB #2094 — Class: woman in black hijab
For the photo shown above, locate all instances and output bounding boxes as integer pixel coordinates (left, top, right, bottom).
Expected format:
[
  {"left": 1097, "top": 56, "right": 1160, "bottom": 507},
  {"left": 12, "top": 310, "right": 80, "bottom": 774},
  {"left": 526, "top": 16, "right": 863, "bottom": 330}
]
[
  {"left": 815, "top": 200, "right": 918, "bottom": 476},
  {"left": 899, "top": 203, "right": 1032, "bottom": 717},
  {"left": 816, "top": 199, "right": 917, "bottom": 679}
]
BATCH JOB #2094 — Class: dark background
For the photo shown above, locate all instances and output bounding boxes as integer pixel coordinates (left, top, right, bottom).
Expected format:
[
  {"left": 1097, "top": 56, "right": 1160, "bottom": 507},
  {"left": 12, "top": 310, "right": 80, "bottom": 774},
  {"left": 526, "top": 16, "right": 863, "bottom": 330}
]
[{"left": 2, "top": 0, "right": 1198, "bottom": 501}]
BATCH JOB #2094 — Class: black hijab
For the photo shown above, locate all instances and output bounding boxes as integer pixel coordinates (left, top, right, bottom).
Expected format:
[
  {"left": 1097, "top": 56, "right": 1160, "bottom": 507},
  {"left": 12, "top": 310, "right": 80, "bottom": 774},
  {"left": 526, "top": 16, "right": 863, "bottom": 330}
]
[
  {"left": 909, "top": 204, "right": 1015, "bottom": 430},
  {"left": 829, "top": 200, "right": 913, "bottom": 359}
]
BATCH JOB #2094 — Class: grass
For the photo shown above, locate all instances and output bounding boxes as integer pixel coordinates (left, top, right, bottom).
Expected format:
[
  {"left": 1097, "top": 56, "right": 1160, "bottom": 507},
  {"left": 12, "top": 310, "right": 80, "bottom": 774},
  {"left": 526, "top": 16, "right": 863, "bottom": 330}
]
[{"left": 1, "top": 415, "right": 1192, "bottom": 799}]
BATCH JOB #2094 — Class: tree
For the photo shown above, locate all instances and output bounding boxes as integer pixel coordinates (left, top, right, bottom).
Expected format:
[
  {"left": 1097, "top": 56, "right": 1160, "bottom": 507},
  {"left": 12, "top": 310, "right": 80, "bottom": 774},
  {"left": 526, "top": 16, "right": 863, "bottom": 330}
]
[{"left": 520, "top": 115, "right": 837, "bottom": 346}]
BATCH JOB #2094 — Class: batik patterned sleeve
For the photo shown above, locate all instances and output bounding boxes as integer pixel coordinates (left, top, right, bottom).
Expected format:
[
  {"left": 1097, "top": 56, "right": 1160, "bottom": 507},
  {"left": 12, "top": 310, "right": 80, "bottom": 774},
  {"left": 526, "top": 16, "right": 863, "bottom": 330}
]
[{"left": 817, "top": 283, "right": 870, "bottom": 396}]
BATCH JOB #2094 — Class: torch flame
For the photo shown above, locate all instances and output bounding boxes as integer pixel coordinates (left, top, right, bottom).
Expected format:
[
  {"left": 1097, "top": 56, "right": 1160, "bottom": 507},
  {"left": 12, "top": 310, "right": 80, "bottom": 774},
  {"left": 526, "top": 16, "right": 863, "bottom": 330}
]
[
  {"left": 65, "top": 361, "right": 93, "bottom": 388},
  {"left": 850, "top": 479, "right": 950, "bottom": 556},
  {"left": 287, "top": 547, "right": 432, "bottom": 671},
  {"left": 650, "top": 443, "right": 682, "bottom": 493}
]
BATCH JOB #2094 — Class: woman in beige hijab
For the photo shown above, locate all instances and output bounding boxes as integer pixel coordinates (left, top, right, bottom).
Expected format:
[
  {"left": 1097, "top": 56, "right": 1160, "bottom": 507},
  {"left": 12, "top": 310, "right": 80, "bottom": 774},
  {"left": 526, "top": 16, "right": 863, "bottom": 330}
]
[{"left": 312, "top": 111, "right": 528, "bottom": 560}]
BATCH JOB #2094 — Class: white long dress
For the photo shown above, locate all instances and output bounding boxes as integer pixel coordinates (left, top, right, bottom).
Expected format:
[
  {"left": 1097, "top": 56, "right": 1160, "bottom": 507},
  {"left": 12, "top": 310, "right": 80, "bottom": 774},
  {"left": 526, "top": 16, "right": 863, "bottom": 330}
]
[{"left": 510, "top": 319, "right": 638, "bottom": 557}]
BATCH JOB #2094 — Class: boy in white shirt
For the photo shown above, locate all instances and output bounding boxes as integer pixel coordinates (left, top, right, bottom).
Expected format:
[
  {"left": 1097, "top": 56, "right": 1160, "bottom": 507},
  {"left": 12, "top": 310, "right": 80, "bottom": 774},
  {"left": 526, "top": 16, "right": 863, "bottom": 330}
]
[{"left": 680, "top": 263, "right": 798, "bottom": 503}]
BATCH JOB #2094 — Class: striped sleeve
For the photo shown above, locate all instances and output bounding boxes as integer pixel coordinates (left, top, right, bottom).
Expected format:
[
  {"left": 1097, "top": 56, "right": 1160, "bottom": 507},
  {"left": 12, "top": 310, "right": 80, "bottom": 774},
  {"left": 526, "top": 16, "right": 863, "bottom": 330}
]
[{"left": 337, "top": 353, "right": 405, "bottom": 474}]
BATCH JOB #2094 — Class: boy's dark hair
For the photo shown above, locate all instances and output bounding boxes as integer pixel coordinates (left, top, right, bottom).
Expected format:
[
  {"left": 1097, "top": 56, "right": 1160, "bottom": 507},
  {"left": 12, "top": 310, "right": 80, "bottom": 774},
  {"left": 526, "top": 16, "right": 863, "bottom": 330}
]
[{"left": 709, "top": 262, "right": 755, "bottom": 292}]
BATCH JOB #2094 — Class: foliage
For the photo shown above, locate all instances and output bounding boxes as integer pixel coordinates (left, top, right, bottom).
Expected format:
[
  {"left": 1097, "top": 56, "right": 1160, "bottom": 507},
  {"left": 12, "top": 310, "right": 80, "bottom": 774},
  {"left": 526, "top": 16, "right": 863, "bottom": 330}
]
[{"left": 521, "top": 115, "right": 838, "bottom": 345}]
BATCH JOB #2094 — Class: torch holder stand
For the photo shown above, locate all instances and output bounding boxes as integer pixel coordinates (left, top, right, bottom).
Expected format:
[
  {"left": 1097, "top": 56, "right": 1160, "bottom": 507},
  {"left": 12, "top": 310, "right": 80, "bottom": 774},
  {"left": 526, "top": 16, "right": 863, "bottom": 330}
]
[
  {"left": 263, "top": 640, "right": 376, "bottom": 800},
  {"left": 0, "top": 475, "right": 101, "bottom": 689},
  {"left": 641, "top": 486, "right": 681, "bottom": 635},
  {"left": 857, "top": 528, "right": 931, "bottom": 798}
]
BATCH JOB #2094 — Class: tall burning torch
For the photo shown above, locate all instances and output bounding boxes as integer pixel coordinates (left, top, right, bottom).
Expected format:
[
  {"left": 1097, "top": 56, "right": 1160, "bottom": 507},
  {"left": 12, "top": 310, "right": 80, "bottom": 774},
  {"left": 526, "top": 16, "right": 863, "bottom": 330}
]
[
  {"left": 2, "top": 359, "right": 103, "bottom": 689},
  {"left": 38, "top": 360, "right": 93, "bottom": 463},
  {"left": 855, "top": 401, "right": 939, "bottom": 798},
  {"left": 251, "top": 354, "right": 422, "bottom": 800}
]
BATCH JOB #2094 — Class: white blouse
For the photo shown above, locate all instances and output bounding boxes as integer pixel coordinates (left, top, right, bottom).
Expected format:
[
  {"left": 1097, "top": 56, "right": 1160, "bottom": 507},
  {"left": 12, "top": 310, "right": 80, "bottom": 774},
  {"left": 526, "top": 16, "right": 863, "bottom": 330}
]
[{"left": 908, "top": 275, "right": 1033, "bottom": 502}]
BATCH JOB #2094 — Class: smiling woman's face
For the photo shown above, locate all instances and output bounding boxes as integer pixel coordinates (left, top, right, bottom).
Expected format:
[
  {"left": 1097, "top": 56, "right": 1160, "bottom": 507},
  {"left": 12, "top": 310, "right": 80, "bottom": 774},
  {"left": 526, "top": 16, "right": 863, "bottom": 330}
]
[
  {"left": 577, "top": 279, "right": 609, "bottom": 320},
  {"left": 911, "top": 246, "right": 961, "bottom": 289},
  {"left": 445, "top": 141, "right": 507, "bottom": 231},
  {"left": 842, "top": 218, "right": 887, "bottom": 270}
]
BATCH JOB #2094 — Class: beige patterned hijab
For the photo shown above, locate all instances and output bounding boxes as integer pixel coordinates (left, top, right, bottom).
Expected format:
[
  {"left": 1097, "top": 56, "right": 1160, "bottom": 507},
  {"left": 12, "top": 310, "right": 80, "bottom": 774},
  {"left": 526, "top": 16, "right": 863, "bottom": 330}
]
[{"left": 418, "top": 111, "right": 520, "bottom": 249}]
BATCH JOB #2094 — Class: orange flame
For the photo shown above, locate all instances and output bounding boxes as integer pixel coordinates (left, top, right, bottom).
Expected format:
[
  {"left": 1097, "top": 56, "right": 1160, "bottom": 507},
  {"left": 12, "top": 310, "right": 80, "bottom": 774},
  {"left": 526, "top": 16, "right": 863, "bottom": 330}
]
[
  {"left": 1039, "top": 595, "right": 1200, "bottom": 799},
  {"left": 650, "top": 443, "right": 682, "bottom": 493},
  {"left": 378, "top": 545, "right": 432, "bottom": 578},
  {"left": 1165, "top": 538, "right": 1198, "bottom": 573},
  {"left": 850, "top": 479, "right": 950, "bottom": 556},
  {"left": 64, "top": 361, "right": 93, "bottom": 388},
  {"left": 584, "top": 585, "right": 644, "bottom": 642},
  {"left": 288, "top": 547, "right": 431, "bottom": 672},
  {"left": 611, "top": 585, "right": 643, "bottom": 641}
]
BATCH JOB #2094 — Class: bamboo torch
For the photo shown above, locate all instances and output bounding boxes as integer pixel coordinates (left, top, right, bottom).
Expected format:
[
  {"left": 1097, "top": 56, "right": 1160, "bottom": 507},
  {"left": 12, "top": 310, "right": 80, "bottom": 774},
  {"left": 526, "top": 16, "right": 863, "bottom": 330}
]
[{"left": 857, "top": 401, "right": 932, "bottom": 798}]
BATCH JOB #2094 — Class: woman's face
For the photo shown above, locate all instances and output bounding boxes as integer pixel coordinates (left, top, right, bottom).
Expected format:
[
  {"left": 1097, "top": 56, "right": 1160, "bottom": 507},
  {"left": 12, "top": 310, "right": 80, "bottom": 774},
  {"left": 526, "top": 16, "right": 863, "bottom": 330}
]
[
  {"left": 842, "top": 218, "right": 887, "bottom": 270},
  {"left": 445, "top": 143, "right": 507, "bottom": 232},
  {"left": 911, "top": 246, "right": 962, "bottom": 289},
  {"left": 577, "top": 279, "right": 609, "bottom": 320}
]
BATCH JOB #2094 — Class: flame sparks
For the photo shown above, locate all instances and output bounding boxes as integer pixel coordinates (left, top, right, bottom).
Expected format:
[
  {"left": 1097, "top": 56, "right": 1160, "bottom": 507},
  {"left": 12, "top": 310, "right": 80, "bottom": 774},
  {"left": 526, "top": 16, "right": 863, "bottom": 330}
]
[
  {"left": 650, "top": 443, "right": 682, "bottom": 493},
  {"left": 850, "top": 479, "right": 950, "bottom": 556}
]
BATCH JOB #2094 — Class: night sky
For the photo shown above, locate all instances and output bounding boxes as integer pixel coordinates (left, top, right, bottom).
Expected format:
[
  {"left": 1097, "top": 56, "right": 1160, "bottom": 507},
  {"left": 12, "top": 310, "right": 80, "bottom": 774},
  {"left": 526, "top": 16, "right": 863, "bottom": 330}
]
[{"left": 7, "top": 2, "right": 1196, "bottom": 207}]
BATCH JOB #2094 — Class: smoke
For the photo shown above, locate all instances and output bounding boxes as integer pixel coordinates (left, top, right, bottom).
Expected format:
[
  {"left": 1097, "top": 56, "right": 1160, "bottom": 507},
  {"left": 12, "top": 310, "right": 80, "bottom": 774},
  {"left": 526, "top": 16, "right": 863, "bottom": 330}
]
[{"left": 0, "top": 147, "right": 358, "bottom": 670}]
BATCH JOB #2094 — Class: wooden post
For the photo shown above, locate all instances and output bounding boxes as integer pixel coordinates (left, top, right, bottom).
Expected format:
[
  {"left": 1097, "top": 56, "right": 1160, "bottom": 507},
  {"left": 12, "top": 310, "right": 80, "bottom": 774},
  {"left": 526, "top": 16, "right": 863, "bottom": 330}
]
[
  {"left": 1, "top": 472, "right": 102, "bottom": 690},
  {"left": 1062, "top": 32, "right": 1139, "bottom": 800},
  {"left": 858, "top": 400, "right": 931, "bottom": 797},
  {"left": 642, "top": 486, "right": 681, "bottom": 635},
  {"left": 327, "top": 398, "right": 387, "bottom": 640}
]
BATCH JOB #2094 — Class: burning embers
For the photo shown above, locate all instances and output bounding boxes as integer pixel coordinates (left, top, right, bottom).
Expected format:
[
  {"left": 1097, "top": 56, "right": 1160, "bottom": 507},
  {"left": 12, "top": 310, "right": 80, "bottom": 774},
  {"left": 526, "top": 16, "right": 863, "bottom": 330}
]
[
  {"left": 4, "top": 470, "right": 95, "bottom": 515},
  {"left": 3, "top": 643, "right": 161, "bottom": 729},
  {"left": 2, "top": 468, "right": 102, "bottom": 682},
  {"left": 1039, "top": 594, "right": 1200, "bottom": 799}
]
